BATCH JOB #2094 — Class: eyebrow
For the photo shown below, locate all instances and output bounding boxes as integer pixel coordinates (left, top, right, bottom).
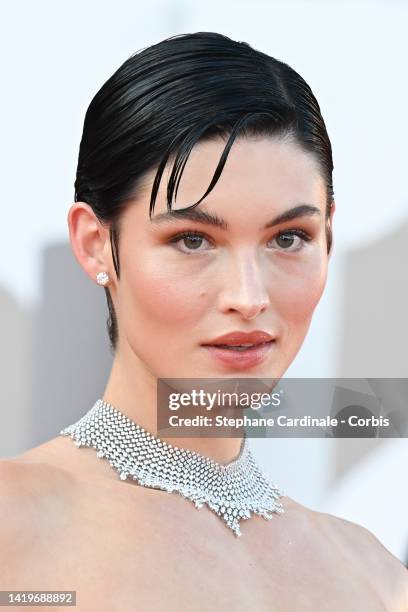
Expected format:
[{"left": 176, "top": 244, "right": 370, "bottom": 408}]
[{"left": 150, "top": 204, "right": 322, "bottom": 230}]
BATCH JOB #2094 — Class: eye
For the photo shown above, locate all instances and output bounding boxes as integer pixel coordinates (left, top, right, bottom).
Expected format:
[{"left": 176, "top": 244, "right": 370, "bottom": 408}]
[
  {"left": 168, "top": 228, "right": 312, "bottom": 255},
  {"left": 268, "top": 229, "right": 311, "bottom": 252},
  {"left": 168, "top": 231, "right": 213, "bottom": 254}
]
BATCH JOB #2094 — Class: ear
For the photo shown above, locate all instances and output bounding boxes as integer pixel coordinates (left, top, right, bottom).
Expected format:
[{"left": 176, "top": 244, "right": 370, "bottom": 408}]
[{"left": 67, "top": 202, "right": 113, "bottom": 285}]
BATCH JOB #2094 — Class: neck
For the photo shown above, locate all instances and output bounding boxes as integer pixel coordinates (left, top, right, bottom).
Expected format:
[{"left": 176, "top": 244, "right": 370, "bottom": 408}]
[{"left": 101, "top": 344, "right": 244, "bottom": 465}]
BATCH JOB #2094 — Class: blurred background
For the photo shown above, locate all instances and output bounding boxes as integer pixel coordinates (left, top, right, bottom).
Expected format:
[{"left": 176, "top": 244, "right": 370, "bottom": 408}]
[{"left": 0, "top": 0, "right": 407, "bottom": 564}]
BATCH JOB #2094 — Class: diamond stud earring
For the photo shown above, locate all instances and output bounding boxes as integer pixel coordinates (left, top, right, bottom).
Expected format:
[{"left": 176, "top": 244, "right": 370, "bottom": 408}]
[{"left": 96, "top": 271, "right": 110, "bottom": 286}]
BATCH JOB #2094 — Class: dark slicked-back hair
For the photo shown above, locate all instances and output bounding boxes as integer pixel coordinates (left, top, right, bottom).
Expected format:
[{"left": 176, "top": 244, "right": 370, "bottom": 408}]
[{"left": 74, "top": 31, "right": 334, "bottom": 354}]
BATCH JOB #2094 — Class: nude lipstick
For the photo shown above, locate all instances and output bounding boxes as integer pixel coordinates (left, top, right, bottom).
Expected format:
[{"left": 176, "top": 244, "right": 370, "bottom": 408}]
[{"left": 201, "top": 330, "right": 276, "bottom": 370}]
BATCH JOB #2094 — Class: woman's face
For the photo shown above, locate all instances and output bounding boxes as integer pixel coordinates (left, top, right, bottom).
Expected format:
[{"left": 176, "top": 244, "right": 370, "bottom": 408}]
[{"left": 110, "top": 136, "right": 334, "bottom": 379}]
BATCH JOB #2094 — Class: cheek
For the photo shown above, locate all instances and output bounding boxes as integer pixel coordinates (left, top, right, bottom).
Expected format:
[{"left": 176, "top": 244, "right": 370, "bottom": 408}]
[
  {"left": 272, "top": 254, "right": 328, "bottom": 326},
  {"left": 122, "top": 257, "right": 206, "bottom": 326}
]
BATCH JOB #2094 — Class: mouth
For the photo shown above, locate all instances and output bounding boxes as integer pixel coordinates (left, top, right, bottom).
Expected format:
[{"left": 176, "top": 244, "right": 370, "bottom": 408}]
[
  {"left": 203, "top": 341, "right": 273, "bottom": 351},
  {"left": 201, "top": 340, "right": 275, "bottom": 369}
]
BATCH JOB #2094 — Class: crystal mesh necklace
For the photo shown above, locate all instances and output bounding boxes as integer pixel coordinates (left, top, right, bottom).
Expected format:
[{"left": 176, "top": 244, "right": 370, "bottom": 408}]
[{"left": 60, "top": 398, "right": 285, "bottom": 537}]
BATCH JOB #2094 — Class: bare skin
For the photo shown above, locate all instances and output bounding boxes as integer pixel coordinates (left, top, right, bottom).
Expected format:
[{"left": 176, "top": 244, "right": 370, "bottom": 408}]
[{"left": 0, "top": 436, "right": 407, "bottom": 612}]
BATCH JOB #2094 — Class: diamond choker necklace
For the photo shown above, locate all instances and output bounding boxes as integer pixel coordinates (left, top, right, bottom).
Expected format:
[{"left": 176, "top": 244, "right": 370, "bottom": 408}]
[{"left": 59, "top": 398, "right": 285, "bottom": 537}]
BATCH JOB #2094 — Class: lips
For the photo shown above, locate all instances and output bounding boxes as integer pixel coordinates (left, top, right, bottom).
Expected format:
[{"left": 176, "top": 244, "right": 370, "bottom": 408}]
[
  {"left": 202, "top": 340, "right": 275, "bottom": 370},
  {"left": 201, "top": 330, "right": 275, "bottom": 348},
  {"left": 201, "top": 330, "right": 276, "bottom": 370}
]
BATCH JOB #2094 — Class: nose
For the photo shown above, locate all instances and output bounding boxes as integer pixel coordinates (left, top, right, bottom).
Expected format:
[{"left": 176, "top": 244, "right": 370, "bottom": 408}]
[{"left": 217, "top": 251, "right": 271, "bottom": 321}]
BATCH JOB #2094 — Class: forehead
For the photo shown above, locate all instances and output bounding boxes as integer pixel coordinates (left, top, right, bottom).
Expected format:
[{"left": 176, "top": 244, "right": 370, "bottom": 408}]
[{"left": 130, "top": 136, "right": 326, "bottom": 223}]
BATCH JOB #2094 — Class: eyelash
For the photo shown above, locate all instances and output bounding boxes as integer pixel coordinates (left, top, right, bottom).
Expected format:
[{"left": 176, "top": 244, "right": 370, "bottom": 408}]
[{"left": 168, "top": 229, "right": 312, "bottom": 254}]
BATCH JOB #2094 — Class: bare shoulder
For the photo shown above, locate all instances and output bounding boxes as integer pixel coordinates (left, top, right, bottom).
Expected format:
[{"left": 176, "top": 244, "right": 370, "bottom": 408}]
[
  {"left": 0, "top": 451, "right": 76, "bottom": 574},
  {"left": 316, "top": 507, "right": 408, "bottom": 608},
  {"left": 0, "top": 449, "right": 76, "bottom": 501}
]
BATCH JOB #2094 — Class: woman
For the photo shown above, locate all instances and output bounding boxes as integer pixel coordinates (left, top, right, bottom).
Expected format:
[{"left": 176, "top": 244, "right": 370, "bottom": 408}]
[{"left": 1, "top": 32, "right": 407, "bottom": 611}]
